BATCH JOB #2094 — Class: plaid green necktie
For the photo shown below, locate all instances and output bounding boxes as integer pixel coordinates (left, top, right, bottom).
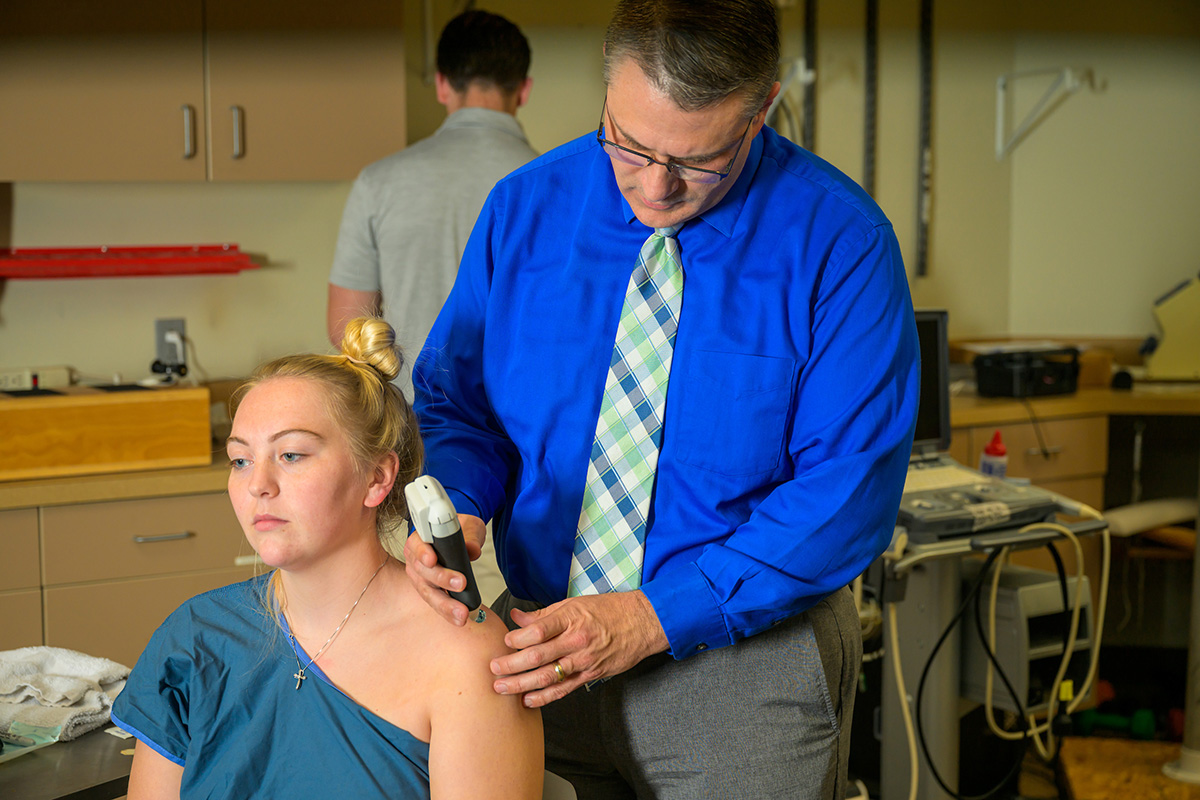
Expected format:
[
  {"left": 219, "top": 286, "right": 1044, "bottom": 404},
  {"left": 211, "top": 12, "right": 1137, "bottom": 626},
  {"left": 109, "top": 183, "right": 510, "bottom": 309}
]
[{"left": 568, "top": 226, "right": 684, "bottom": 596}]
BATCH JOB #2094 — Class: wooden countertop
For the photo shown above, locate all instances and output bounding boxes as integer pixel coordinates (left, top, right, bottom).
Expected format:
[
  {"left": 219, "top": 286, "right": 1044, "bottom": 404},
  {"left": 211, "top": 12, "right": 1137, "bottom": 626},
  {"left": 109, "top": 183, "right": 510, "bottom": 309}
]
[
  {"left": 952, "top": 385, "right": 1200, "bottom": 428},
  {"left": 0, "top": 453, "right": 229, "bottom": 512},
  {"left": 3, "top": 383, "right": 1198, "bottom": 511}
]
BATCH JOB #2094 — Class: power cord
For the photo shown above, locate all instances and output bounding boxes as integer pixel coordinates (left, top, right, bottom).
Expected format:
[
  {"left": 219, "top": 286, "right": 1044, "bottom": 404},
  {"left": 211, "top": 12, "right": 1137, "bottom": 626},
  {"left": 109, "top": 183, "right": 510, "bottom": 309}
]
[
  {"left": 883, "top": 531, "right": 920, "bottom": 800},
  {"left": 1019, "top": 398, "right": 1054, "bottom": 460},
  {"left": 914, "top": 546, "right": 1025, "bottom": 800},
  {"left": 182, "top": 333, "right": 210, "bottom": 384},
  {"left": 981, "top": 518, "right": 1112, "bottom": 761},
  {"left": 970, "top": 548, "right": 1032, "bottom": 725},
  {"left": 979, "top": 524, "right": 1084, "bottom": 767},
  {"left": 1043, "top": 540, "right": 1075, "bottom": 668},
  {"left": 886, "top": 501, "right": 1111, "bottom": 800},
  {"left": 952, "top": 539, "right": 1075, "bottom": 796}
]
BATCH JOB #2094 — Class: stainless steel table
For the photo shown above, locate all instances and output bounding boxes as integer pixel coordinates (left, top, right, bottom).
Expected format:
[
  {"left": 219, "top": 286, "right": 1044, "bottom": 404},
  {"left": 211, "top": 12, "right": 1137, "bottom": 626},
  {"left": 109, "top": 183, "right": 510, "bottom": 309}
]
[{"left": 0, "top": 728, "right": 132, "bottom": 800}]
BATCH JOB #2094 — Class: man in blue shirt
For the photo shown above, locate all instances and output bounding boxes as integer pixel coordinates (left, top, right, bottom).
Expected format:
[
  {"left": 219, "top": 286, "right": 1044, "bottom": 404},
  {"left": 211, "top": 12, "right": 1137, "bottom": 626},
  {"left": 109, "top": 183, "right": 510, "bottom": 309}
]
[{"left": 407, "top": 0, "right": 919, "bottom": 795}]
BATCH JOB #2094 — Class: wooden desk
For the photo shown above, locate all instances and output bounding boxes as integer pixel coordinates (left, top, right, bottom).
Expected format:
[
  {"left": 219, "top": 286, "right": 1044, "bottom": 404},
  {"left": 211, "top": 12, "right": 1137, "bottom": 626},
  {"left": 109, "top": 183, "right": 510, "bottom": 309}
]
[
  {"left": 950, "top": 384, "right": 1200, "bottom": 648},
  {"left": 950, "top": 385, "right": 1200, "bottom": 512},
  {"left": 952, "top": 385, "right": 1200, "bottom": 429}
]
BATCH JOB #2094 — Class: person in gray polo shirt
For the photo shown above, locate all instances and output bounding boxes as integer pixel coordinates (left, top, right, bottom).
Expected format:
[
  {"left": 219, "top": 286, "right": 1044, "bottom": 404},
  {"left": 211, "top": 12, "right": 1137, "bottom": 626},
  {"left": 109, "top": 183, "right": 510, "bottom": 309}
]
[{"left": 327, "top": 9, "right": 536, "bottom": 400}]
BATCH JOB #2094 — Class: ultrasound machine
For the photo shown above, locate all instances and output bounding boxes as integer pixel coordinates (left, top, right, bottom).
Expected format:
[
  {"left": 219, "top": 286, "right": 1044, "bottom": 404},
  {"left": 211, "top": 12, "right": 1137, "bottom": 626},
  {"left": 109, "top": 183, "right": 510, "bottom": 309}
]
[
  {"left": 876, "top": 310, "right": 1108, "bottom": 800},
  {"left": 898, "top": 310, "right": 1060, "bottom": 542}
]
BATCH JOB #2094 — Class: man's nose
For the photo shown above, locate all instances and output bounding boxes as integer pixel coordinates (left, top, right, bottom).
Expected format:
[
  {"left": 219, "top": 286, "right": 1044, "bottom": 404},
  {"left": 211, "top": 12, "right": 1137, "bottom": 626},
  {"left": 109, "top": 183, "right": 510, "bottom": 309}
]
[{"left": 640, "top": 162, "right": 680, "bottom": 201}]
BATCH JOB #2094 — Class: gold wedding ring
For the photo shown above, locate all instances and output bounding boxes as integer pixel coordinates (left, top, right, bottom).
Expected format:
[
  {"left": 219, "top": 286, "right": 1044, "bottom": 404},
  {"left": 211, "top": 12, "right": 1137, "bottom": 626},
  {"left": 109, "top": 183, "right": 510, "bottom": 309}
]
[{"left": 552, "top": 661, "right": 567, "bottom": 683}]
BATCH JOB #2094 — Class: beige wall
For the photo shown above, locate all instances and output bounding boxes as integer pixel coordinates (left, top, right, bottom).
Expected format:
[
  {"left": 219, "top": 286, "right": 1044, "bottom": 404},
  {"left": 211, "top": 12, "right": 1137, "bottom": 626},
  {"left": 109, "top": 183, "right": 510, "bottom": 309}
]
[
  {"left": 1009, "top": 33, "right": 1200, "bottom": 338},
  {"left": 6, "top": 182, "right": 349, "bottom": 382},
  {"left": 2, "top": 1, "right": 1198, "bottom": 383},
  {"left": 1, "top": 24, "right": 607, "bottom": 384}
]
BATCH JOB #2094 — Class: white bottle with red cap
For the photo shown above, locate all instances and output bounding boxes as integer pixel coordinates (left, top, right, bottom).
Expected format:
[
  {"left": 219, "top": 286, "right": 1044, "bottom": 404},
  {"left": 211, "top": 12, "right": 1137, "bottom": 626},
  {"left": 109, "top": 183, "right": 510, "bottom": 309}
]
[{"left": 978, "top": 430, "right": 1008, "bottom": 478}]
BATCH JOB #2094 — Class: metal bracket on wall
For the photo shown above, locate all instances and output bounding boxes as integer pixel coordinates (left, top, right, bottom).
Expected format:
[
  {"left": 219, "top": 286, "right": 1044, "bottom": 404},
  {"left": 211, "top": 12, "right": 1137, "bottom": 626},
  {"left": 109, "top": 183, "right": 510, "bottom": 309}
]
[
  {"left": 995, "top": 67, "right": 1097, "bottom": 161},
  {"left": 765, "top": 57, "right": 815, "bottom": 129}
]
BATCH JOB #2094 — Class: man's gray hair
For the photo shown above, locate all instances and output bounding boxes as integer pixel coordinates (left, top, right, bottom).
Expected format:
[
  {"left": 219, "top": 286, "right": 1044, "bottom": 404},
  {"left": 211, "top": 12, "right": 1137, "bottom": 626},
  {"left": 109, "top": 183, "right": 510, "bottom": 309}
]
[{"left": 603, "top": 0, "right": 780, "bottom": 115}]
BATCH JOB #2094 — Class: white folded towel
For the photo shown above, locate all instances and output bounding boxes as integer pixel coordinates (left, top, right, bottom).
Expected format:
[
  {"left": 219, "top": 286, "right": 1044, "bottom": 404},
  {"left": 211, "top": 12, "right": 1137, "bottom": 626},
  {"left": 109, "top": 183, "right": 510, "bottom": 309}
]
[{"left": 0, "top": 646, "right": 129, "bottom": 742}]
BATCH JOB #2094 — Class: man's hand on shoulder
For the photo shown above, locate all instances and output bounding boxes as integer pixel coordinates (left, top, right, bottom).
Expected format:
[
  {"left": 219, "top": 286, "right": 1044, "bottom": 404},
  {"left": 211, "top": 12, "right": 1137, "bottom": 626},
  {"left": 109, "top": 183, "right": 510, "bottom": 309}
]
[{"left": 489, "top": 591, "right": 669, "bottom": 708}]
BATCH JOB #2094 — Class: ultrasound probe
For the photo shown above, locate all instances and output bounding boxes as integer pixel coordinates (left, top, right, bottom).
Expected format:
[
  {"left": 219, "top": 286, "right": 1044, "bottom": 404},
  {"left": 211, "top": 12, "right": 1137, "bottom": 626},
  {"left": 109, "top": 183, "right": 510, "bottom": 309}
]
[{"left": 405, "top": 476, "right": 486, "bottom": 623}]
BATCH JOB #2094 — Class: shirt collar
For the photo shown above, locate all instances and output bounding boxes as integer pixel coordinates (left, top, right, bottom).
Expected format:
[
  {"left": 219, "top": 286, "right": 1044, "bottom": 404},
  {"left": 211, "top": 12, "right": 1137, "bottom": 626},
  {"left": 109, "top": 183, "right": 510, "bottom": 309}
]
[
  {"left": 436, "top": 107, "right": 528, "bottom": 141},
  {"left": 615, "top": 129, "right": 764, "bottom": 238}
]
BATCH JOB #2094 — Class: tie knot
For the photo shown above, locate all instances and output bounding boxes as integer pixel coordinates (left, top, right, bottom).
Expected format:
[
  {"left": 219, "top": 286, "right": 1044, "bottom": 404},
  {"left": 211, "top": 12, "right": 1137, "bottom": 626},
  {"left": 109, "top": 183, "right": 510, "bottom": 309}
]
[{"left": 655, "top": 226, "right": 680, "bottom": 239}]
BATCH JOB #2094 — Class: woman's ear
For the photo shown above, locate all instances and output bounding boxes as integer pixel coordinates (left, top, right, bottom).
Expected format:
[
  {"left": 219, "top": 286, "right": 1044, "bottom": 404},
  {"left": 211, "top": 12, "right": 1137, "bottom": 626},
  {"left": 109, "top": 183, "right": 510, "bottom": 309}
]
[{"left": 364, "top": 451, "right": 400, "bottom": 509}]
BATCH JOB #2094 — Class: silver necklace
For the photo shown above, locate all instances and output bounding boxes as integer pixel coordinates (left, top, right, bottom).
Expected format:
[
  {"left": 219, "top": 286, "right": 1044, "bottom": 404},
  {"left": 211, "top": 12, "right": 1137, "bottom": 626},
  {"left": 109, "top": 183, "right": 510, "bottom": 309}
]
[{"left": 286, "top": 555, "right": 390, "bottom": 690}]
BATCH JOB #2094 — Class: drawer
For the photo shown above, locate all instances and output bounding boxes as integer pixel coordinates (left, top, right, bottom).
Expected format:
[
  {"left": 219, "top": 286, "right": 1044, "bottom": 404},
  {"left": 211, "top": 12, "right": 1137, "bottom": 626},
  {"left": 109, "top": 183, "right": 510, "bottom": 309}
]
[
  {"left": 41, "top": 493, "right": 249, "bottom": 585},
  {"left": 971, "top": 416, "right": 1107, "bottom": 483},
  {"left": 44, "top": 567, "right": 255, "bottom": 668},
  {"left": 0, "top": 588, "right": 43, "bottom": 649},
  {"left": 1037, "top": 477, "right": 1105, "bottom": 512},
  {"left": 0, "top": 508, "right": 39, "bottom": 591}
]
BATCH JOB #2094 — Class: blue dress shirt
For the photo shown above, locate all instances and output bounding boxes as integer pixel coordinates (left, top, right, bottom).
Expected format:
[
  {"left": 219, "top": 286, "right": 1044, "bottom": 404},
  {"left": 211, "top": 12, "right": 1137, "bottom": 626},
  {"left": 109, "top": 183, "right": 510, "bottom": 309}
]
[{"left": 414, "top": 125, "right": 919, "bottom": 659}]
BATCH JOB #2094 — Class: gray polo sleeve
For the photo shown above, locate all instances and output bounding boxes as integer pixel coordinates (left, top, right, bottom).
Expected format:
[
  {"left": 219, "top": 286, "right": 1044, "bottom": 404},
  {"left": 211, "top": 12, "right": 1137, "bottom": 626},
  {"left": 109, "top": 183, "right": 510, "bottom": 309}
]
[{"left": 328, "top": 171, "right": 382, "bottom": 293}]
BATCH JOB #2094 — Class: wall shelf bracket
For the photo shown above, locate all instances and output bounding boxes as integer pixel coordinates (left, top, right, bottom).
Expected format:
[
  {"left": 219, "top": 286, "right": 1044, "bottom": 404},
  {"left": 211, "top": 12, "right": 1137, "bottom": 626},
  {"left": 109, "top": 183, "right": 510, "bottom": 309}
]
[{"left": 996, "top": 66, "right": 1095, "bottom": 161}]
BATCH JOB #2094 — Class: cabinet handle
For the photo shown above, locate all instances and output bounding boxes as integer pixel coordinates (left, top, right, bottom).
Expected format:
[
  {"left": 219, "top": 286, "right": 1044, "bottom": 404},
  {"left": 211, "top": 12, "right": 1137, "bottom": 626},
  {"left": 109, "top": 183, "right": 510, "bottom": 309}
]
[
  {"left": 181, "top": 104, "right": 196, "bottom": 159},
  {"left": 133, "top": 531, "right": 196, "bottom": 544},
  {"left": 230, "top": 105, "right": 245, "bottom": 159},
  {"left": 1026, "top": 445, "right": 1064, "bottom": 457}
]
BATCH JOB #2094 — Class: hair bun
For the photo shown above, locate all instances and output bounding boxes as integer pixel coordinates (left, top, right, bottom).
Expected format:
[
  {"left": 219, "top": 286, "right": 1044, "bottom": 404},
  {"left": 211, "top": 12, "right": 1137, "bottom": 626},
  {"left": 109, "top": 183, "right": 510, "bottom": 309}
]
[{"left": 340, "top": 317, "right": 402, "bottom": 383}]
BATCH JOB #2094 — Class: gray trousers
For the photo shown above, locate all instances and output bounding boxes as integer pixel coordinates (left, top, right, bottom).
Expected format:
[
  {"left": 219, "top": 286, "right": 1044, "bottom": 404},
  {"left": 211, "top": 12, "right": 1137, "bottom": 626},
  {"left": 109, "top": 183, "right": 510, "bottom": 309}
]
[{"left": 492, "top": 587, "right": 861, "bottom": 799}]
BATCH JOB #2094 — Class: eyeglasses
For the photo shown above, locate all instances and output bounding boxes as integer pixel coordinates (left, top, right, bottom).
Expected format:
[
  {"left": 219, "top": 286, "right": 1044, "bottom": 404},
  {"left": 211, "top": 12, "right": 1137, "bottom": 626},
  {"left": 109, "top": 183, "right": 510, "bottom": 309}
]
[{"left": 596, "top": 99, "right": 753, "bottom": 184}]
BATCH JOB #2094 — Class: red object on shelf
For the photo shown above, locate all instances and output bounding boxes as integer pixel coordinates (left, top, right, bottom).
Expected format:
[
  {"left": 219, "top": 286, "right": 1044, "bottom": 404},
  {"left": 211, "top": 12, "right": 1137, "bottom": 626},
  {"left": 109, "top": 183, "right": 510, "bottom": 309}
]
[{"left": 0, "top": 244, "right": 258, "bottom": 278}]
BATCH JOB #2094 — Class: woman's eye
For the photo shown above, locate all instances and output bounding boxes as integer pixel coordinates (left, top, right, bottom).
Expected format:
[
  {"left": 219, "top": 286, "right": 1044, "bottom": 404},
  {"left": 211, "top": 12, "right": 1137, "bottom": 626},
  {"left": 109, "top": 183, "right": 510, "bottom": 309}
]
[
  {"left": 229, "top": 457, "right": 249, "bottom": 469},
  {"left": 281, "top": 452, "right": 303, "bottom": 463}
]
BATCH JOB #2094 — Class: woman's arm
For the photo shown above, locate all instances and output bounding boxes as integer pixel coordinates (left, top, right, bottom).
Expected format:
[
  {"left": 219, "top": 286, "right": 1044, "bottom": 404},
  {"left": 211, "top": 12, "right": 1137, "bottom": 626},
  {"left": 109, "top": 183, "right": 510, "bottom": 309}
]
[
  {"left": 428, "top": 619, "right": 544, "bottom": 800},
  {"left": 127, "top": 740, "right": 183, "bottom": 800}
]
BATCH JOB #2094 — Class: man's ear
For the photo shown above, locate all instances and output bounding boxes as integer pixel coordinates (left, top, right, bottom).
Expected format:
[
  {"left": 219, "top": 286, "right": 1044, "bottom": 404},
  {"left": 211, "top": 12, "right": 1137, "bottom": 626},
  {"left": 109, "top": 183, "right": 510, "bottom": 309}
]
[
  {"left": 364, "top": 451, "right": 400, "bottom": 509},
  {"left": 434, "top": 72, "right": 452, "bottom": 106},
  {"left": 758, "top": 81, "right": 782, "bottom": 121},
  {"left": 515, "top": 76, "right": 533, "bottom": 109}
]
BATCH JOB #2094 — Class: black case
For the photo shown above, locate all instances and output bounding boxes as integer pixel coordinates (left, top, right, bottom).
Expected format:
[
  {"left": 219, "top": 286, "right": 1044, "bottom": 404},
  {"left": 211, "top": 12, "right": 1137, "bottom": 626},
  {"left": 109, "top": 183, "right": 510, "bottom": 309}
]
[{"left": 973, "top": 348, "right": 1079, "bottom": 398}]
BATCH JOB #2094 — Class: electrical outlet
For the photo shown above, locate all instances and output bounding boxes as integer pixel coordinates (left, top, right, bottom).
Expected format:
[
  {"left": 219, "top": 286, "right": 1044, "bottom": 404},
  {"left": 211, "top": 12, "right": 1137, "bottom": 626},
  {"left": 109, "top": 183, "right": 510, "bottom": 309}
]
[{"left": 155, "top": 318, "right": 187, "bottom": 367}]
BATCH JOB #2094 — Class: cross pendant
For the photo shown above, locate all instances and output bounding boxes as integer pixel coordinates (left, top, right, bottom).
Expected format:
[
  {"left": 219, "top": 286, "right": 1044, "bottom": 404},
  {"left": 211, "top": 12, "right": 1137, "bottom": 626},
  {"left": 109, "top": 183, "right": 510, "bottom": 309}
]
[{"left": 294, "top": 669, "right": 306, "bottom": 690}]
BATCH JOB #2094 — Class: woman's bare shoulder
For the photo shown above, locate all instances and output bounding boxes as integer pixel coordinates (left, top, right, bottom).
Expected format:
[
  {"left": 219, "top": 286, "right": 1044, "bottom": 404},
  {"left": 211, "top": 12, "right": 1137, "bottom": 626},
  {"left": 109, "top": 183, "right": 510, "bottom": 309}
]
[{"left": 413, "top": 595, "right": 515, "bottom": 665}]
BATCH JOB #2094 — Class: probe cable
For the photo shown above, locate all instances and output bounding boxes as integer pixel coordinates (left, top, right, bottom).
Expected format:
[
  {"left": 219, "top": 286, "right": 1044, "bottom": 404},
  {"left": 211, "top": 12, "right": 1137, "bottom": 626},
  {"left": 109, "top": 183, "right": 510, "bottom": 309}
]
[
  {"left": 888, "top": 503, "right": 1110, "bottom": 800},
  {"left": 912, "top": 546, "right": 1029, "bottom": 800},
  {"left": 884, "top": 530, "right": 920, "bottom": 800},
  {"left": 982, "top": 518, "right": 1112, "bottom": 760}
]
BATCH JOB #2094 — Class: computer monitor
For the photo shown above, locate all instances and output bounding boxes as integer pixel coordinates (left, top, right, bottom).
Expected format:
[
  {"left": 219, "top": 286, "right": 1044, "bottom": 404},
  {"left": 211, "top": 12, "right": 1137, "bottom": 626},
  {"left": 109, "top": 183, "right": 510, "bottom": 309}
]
[{"left": 912, "top": 309, "right": 950, "bottom": 458}]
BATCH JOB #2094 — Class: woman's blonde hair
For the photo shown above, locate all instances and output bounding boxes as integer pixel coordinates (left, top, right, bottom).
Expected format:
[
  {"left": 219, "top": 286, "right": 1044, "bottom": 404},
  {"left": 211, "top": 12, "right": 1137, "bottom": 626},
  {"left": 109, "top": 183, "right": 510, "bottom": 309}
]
[{"left": 231, "top": 316, "right": 424, "bottom": 537}]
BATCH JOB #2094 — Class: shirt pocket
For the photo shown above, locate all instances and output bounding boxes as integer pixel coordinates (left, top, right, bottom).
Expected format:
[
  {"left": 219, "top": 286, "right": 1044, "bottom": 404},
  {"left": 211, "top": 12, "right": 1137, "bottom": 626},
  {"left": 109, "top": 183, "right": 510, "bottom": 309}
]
[{"left": 672, "top": 350, "right": 796, "bottom": 477}]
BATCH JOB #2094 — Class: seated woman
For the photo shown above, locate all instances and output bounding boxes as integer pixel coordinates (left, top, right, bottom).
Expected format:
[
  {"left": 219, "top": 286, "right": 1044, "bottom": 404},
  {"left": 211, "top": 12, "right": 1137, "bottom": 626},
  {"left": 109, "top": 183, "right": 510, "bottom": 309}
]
[{"left": 112, "top": 317, "right": 543, "bottom": 799}]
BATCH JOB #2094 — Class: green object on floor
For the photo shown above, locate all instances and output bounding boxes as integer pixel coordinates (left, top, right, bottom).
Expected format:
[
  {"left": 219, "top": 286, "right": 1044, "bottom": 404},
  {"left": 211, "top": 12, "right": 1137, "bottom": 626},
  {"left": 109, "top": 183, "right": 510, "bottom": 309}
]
[{"left": 1074, "top": 707, "right": 1157, "bottom": 740}]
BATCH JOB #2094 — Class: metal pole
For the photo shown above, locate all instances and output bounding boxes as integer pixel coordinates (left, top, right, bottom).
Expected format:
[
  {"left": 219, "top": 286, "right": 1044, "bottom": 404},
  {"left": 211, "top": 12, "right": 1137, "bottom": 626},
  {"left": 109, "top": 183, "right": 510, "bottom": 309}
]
[
  {"left": 863, "top": 0, "right": 879, "bottom": 197},
  {"left": 914, "top": 0, "right": 933, "bottom": 277},
  {"left": 802, "top": 0, "right": 817, "bottom": 152},
  {"left": 1163, "top": 460, "right": 1200, "bottom": 783}
]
